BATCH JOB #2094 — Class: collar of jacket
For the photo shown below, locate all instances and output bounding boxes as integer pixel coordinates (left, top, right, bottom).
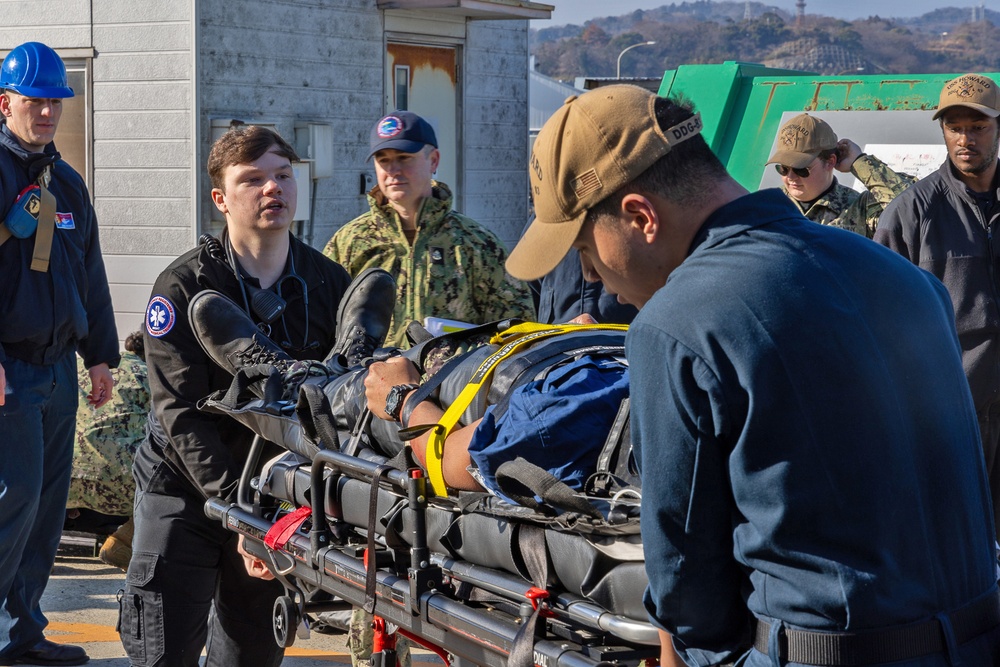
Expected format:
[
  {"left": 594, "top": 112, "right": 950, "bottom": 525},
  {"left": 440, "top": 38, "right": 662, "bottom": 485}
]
[
  {"left": 366, "top": 180, "right": 454, "bottom": 230},
  {"left": 0, "top": 121, "right": 60, "bottom": 181},
  {"left": 940, "top": 157, "right": 1000, "bottom": 205},
  {"left": 688, "top": 188, "right": 802, "bottom": 257}
]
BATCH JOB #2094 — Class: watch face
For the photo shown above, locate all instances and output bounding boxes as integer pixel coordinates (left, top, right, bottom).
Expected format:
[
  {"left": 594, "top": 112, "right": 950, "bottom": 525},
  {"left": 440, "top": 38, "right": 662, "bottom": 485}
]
[
  {"left": 386, "top": 383, "right": 418, "bottom": 421},
  {"left": 386, "top": 385, "right": 408, "bottom": 420}
]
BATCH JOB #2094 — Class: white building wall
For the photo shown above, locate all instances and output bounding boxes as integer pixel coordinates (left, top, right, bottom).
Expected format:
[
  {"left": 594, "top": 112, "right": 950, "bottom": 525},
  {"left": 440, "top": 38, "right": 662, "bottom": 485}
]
[
  {"left": 92, "top": 1, "right": 194, "bottom": 340},
  {"left": 198, "top": 0, "right": 385, "bottom": 250},
  {"left": 463, "top": 20, "right": 530, "bottom": 250},
  {"left": 1, "top": 1, "right": 533, "bottom": 345}
]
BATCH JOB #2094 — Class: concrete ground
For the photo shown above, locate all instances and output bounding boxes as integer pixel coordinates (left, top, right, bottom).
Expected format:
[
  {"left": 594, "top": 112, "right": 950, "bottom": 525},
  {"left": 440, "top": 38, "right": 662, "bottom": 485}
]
[{"left": 30, "top": 538, "right": 442, "bottom": 666}]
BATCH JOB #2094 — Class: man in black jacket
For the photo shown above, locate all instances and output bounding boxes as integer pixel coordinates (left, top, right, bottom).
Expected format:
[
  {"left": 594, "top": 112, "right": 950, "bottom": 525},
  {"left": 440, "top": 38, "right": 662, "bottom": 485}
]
[
  {"left": 876, "top": 72, "right": 1000, "bottom": 538},
  {"left": 0, "top": 42, "right": 118, "bottom": 667},
  {"left": 118, "top": 124, "right": 374, "bottom": 667}
]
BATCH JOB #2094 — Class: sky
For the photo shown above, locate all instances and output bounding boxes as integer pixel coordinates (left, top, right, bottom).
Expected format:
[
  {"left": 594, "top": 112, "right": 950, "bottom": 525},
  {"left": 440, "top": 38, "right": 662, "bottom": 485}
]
[{"left": 532, "top": 0, "right": 987, "bottom": 28}]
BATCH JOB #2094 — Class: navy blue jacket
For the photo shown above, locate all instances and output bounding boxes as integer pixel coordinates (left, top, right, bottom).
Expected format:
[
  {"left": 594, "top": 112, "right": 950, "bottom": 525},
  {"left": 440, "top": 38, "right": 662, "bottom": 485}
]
[
  {"left": 630, "top": 189, "right": 997, "bottom": 665},
  {"left": 529, "top": 248, "right": 638, "bottom": 325},
  {"left": 0, "top": 122, "right": 119, "bottom": 369}
]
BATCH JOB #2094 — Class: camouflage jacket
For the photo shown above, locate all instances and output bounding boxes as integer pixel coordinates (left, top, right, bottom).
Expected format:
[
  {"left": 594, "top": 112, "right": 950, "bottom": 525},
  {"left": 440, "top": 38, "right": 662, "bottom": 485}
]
[
  {"left": 69, "top": 351, "right": 149, "bottom": 515},
  {"left": 788, "top": 154, "right": 915, "bottom": 238},
  {"left": 324, "top": 181, "right": 535, "bottom": 348}
]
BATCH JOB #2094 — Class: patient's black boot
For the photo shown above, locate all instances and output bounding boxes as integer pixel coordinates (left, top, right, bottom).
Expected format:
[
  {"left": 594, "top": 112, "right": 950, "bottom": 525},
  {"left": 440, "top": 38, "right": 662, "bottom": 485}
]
[
  {"left": 190, "top": 290, "right": 292, "bottom": 375},
  {"left": 325, "top": 268, "right": 397, "bottom": 370},
  {"left": 190, "top": 290, "right": 327, "bottom": 400}
]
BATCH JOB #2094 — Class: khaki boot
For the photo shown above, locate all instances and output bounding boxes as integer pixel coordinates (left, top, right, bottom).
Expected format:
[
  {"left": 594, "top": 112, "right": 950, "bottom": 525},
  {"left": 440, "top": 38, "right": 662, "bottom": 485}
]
[{"left": 99, "top": 517, "right": 134, "bottom": 571}]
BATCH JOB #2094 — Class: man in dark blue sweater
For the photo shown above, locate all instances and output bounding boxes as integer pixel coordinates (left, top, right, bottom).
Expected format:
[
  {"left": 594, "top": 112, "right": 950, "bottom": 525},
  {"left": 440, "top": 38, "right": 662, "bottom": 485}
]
[{"left": 507, "top": 85, "right": 1000, "bottom": 667}]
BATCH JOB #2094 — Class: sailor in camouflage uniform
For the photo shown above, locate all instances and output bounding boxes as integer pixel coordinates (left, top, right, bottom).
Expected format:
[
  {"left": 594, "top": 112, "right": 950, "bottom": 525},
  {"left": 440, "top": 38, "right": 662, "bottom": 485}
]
[
  {"left": 767, "top": 113, "right": 914, "bottom": 238},
  {"left": 68, "top": 340, "right": 148, "bottom": 516},
  {"left": 68, "top": 330, "right": 148, "bottom": 571},
  {"left": 324, "top": 111, "right": 534, "bottom": 348}
]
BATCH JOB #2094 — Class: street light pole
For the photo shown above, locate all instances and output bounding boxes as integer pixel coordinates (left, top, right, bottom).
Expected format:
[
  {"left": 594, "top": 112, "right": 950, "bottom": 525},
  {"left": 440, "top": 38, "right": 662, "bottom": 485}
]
[{"left": 616, "top": 41, "right": 656, "bottom": 79}]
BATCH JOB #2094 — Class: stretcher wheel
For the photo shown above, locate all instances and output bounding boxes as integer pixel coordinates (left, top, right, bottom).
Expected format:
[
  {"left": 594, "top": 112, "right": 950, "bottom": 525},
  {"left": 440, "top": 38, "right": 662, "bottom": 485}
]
[{"left": 273, "top": 595, "right": 298, "bottom": 648}]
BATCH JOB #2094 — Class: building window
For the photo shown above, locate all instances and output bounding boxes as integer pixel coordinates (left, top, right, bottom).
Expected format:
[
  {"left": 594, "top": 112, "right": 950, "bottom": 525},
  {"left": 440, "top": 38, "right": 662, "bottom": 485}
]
[
  {"left": 55, "top": 62, "right": 90, "bottom": 187},
  {"left": 394, "top": 66, "right": 410, "bottom": 110}
]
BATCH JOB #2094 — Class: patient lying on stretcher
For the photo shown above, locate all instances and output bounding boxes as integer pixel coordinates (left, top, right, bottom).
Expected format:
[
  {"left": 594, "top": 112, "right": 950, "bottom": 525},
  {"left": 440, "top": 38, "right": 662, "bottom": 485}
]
[{"left": 188, "top": 286, "right": 630, "bottom": 500}]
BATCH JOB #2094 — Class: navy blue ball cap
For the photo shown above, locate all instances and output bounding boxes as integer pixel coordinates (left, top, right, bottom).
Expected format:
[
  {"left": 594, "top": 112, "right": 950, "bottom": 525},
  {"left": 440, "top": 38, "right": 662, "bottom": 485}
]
[{"left": 368, "top": 111, "right": 437, "bottom": 160}]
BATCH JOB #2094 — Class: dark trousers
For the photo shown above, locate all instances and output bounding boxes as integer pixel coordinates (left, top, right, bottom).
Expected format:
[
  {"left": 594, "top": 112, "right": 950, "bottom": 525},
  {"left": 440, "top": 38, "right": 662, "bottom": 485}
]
[
  {"left": 119, "top": 442, "right": 284, "bottom": 667},
  {"left": 978, "top": 402, "right": 1000, "bottom": 540},
  {"left": 0, "top": 354, "right": 77, "bottom": 660}
]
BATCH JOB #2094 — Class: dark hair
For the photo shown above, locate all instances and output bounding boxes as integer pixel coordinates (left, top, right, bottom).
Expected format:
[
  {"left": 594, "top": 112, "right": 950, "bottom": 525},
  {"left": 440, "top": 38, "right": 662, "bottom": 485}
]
[
  {"left": 586, "top": 96, "right": 729, "bottom": 224},
  {"left": 125, "top": 329, "right": 145, "bottom": 362},
  {"left": 818, "top": 148, "right": 838, "bottom": 162},
  {"left": 207, "top": 125, "right": 299, "bottom": 191}
]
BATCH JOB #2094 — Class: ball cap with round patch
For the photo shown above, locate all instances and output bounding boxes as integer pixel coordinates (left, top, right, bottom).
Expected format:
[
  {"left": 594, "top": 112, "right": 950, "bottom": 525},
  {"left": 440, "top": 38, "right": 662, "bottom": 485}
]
[
  {"left": 506, "top": 84, "right": 703, "bottom": 282},
  {"left": 765, "top": 113, "right": 838, "bottom": 169},
  {"left": 367, "top": 110, "right": 438, "bottom": 160},
  {"left": 933, "top": 73, "right": 1000, "bottom": 121}
]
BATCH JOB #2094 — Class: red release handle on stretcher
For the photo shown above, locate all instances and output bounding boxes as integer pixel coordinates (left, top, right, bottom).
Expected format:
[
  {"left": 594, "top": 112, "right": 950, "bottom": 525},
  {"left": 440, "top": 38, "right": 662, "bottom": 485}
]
[{"left": 263, "top": 506, "right": 311, "bottom": 551}]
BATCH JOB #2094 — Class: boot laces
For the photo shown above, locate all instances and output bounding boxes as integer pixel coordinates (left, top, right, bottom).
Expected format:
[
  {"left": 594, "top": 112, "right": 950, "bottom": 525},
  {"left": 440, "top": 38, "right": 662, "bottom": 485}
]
[
  {"left": 233, "top": 340, "right": 286, "bottom": 367},
  {"left": 343, "top": 327, "right": 379, "bottom": 367}
]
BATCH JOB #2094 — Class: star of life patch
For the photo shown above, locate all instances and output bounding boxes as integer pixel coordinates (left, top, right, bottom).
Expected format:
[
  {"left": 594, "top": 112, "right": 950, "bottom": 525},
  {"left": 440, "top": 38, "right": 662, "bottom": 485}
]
[
  {"left": 54, "top": 212, "right": 74, "bottom": 229},
  {"left": 146, "top": 295, "right": 176, "bottom": 338}
]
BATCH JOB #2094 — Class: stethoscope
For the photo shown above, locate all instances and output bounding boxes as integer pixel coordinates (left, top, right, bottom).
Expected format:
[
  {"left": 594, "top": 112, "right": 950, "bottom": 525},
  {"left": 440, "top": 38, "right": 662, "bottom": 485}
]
[{"left": 224, "top": 234, "right": 314, "bottom": 353}]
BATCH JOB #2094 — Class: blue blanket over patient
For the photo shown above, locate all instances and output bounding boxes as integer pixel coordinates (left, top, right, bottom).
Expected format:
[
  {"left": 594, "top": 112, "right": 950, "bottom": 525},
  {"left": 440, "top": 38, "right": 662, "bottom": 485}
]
[{"left": 467, "top": 355, "right": 629, "bottom": 503}]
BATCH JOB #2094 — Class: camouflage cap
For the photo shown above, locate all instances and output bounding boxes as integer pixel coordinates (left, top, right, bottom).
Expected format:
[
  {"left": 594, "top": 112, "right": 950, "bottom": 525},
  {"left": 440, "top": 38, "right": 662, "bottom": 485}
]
[
  {"left": 506, "top": 84, "right": 702, "bottom": 282},
  {"left": 766, "top": 114, "right": 839, "bottom": 169},
  {"left": 933, "top": 73, "right": 1000, "bottom": 121}
]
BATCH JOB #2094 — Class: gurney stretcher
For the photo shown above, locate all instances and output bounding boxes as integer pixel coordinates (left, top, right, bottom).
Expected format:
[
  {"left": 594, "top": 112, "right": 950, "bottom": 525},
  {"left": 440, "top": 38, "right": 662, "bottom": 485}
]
[{"left": 205, "top": 434, "right": 658, "bottom": 667}]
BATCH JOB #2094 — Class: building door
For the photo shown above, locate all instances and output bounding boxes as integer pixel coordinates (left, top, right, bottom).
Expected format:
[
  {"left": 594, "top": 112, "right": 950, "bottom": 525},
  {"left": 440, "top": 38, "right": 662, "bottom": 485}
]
[{"left": 386, "top": 42, "right": 459, "bottom": 200}]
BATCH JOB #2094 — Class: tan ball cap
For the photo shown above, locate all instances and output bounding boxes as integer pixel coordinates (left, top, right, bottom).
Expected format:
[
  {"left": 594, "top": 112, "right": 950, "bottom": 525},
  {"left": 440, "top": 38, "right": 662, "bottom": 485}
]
[
  {"left": 507, "top": 84, "right": 703, "bottom": 282},
  {"left": 933, "top": 73, "right": 1000, "bottom": 120},
  {"left": 766, "top": 113, "right": 838, "bottom": 169}
]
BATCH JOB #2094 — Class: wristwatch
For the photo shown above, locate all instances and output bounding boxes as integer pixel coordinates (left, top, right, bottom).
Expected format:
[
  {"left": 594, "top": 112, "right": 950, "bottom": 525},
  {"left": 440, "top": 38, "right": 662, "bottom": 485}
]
[{"left": 385, "top": 383, "right": 420, "bottom": 422}]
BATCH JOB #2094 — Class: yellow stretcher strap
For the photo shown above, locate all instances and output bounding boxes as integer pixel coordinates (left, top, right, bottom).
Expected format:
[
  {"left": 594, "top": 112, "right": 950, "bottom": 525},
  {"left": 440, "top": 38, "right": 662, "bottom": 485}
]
[{"left": 423, "top": 322, "right": 629, "bottom": 496}]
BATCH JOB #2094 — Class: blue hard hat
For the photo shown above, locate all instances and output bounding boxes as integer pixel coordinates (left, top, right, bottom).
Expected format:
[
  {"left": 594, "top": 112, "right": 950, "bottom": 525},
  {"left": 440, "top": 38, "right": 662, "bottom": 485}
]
[{"left": 1, "top": 42, "right": 74, "bottom": 99}]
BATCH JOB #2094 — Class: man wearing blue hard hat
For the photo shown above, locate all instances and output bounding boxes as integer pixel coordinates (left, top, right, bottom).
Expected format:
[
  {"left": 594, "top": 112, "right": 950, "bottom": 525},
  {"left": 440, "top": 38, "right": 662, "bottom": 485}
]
[{"left": 0, "top": 42, "right": 118, "bottom": 667}]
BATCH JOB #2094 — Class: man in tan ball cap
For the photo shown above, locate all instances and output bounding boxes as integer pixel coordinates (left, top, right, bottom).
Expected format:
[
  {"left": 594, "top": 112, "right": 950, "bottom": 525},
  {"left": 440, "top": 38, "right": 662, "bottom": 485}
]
[
  {"left": 766, "top": 112, "right": 912, "bottom": 238},
  {"left": 876, "top": 72, "right": 1000, "bottom": 540},
  {"left": 509, "top": 84, "right": 1000, "bottom": 667}
]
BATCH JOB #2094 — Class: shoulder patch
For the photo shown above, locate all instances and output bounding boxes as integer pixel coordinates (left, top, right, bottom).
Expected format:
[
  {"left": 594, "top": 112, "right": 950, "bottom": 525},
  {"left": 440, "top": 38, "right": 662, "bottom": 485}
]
[
  {"left": 55, "top": 212, "right": 75, "bottom": 229},
  {"left": 146, "top": 295, "right": 176, "bottom": 337}
]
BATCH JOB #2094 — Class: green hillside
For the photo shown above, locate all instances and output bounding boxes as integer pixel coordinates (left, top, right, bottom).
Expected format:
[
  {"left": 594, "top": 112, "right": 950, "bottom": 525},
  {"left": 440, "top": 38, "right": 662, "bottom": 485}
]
[{"left": 531, "top": 2, "right": 1000, "bottom": 80}]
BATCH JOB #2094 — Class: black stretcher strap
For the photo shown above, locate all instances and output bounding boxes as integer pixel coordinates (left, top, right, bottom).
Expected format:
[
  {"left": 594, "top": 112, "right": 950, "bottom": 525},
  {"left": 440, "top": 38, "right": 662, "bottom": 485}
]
[
  {"left": 295, "top": 383, "right": 337, "bottom": 453},
  {"left": 753, "top": 588, "right": 1000, "bottom": 665},
  {"left": 495, "top": 458, "right": 604, "bottom": 520},
  {"left": 508, "top": 525, "right": 551, "bottom": 667},
  {"left": 363, "top": 464, "right": 396, "bottom": 615}
]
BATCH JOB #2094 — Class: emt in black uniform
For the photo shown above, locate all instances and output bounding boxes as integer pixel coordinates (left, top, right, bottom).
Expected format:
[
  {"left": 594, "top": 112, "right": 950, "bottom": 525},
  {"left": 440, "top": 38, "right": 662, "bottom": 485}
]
[{"left": 119, "top": 125, "right": 351, "bottom": 667}]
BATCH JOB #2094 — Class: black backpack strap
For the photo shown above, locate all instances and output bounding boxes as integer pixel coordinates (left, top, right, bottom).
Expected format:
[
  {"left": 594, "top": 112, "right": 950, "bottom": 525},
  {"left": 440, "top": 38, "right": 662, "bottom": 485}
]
[{"left": 494, "top": 458, "right": 603, "bottom": 520}]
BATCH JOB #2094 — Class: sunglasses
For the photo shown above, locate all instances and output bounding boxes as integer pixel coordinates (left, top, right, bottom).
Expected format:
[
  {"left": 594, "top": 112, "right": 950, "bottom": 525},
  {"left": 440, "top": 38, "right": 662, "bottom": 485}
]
[{"left": 775, "top": 164, "right": 812, "bottom": 178}]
